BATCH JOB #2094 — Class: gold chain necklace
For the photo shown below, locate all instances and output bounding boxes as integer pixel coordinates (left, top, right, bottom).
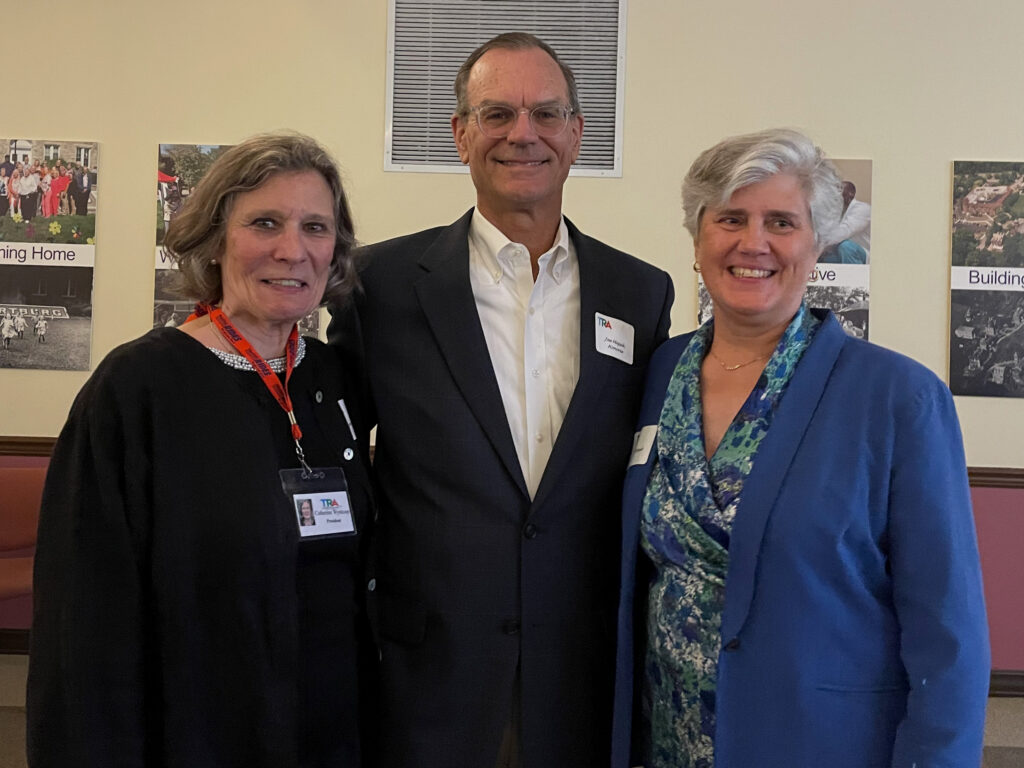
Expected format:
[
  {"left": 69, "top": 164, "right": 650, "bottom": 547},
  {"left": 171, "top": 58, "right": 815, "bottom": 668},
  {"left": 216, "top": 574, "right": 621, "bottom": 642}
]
[{"left": 708, "top": 348, "right": 768, "bottom": 372}]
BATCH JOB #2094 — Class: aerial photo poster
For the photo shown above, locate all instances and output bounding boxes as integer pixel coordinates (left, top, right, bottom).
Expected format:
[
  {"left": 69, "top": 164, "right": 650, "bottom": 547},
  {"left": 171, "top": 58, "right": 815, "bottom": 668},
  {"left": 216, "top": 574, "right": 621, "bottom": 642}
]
[{"left": 950, "top": 160, "right": 1024, "bottom": 398}]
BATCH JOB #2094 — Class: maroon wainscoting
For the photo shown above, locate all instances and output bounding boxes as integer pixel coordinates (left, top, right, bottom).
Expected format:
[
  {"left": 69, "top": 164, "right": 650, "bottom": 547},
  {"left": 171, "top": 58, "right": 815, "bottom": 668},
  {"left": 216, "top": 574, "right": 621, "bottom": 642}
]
[
  {"left": 0, "top": 441, "right": 51, "bottom": 652},
  {"left": 972, "top": 485, "right": 1024, "bottom": 677},
  {"left": 0, "top": 456, "right": 48, "bottom": 469}
]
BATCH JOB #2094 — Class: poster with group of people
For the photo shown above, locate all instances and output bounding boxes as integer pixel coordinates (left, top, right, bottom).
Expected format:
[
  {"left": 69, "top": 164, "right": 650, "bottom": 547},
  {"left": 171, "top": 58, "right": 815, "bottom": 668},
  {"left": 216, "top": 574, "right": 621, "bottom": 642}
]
[
  {"left": 0, "top": 137, "right": 97, "bottom": 370},
  {"left": 698, "top": 158, "right": 872, "bottom": 338},
  {"left": 949, "top": 160, "right": 1024, "bottom": 398},
  {"left": 153, "top": 143, "right": 320, "bottom": 335},
  {"left": 154, "top": 144, "right": 228, "bottom": 329}
]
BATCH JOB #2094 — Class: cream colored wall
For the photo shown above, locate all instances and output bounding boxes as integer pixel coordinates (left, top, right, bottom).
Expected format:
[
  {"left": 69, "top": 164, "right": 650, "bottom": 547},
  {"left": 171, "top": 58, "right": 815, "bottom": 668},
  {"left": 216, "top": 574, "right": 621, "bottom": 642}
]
[{"left": 3, "top": 0, "right": 1023, "bottom": 467}]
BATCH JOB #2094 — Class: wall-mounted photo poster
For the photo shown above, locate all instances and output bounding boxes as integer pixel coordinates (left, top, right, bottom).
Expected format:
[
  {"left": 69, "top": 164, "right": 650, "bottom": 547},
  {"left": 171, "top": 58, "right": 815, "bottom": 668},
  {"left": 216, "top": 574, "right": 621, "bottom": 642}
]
[
  {"left": 807, "top": 159, "right": 871, "bottom": 339},
  {"left": 154, "top": 143, "right": 229, "bottom": 329},
  {"left": 949, "top": 160, "right": 1024, "bottom": 398},
  {"left": 154, "top": 143, "right": 321, "bottom": 336},
  {"left": 0, "top": 137, "right": 97, "bottom": 370},
  {"left": 697, "top": 158, "right": 873, "bottom": 339}
]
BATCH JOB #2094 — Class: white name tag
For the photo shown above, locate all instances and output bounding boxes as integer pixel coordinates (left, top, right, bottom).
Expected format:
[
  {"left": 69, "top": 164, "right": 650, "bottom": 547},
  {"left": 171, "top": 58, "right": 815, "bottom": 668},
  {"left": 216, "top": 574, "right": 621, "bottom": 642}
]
[
  {"left": 280, "top": 466, "right": 357, "bottom": 539},
  {"left": 294, "top": 490, "right": 356, "bottom": 538},
  {"left": 595, "top": 312, "right": 634, "bottom": 365},
  {"left": 628, "top": 424, "right": 658, "bottom": 467}
]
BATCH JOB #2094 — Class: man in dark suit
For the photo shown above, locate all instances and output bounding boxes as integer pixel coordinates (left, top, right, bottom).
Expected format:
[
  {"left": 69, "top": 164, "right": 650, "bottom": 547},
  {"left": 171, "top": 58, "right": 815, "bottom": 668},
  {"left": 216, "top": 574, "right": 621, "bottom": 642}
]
[
  {"left": 71, "top": 165, "right": 92, "bottom": 215},
  {"left": 329, "top": 33, "right": 673, "bottom": 768}
]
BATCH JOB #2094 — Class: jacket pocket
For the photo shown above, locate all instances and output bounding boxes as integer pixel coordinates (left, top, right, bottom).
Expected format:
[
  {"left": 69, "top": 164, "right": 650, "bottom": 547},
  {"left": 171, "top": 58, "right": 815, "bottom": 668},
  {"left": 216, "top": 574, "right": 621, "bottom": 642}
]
[{"left": 815, "top": 682, "right": 906, "bottom": 693}]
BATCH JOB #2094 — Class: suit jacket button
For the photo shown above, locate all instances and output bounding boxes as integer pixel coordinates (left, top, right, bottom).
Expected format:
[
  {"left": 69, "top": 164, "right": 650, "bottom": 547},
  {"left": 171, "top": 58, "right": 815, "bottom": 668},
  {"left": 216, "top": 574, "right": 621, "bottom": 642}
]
[
  {"left": 724, "top": 638, "right": 740, "bottom": 651},
  {"left": 523, "top": 523, "right": 538, "bottom": 539},
  {"left": 314, "top": 390, "right": 323, "bottom": 403},
  {"left": 502, "top": 619, "right": 521, "bottom": 635}
]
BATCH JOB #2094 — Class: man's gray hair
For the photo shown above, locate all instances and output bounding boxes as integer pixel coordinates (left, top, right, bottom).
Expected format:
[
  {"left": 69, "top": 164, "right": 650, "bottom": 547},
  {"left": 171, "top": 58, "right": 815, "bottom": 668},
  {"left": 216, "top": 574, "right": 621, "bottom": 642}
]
[
  {"left": 453, "top": 32, "right": 581, "bottom": 117},
  {"left": 682, "top": 128, "right": 843, "bottom": 247}
]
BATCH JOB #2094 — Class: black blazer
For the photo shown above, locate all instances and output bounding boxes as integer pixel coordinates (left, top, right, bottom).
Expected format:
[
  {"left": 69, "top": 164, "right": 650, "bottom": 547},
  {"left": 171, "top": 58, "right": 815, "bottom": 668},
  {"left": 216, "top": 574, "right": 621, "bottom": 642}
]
[{"left": 329, "top": 209, "right": 673, "bottom": 768}]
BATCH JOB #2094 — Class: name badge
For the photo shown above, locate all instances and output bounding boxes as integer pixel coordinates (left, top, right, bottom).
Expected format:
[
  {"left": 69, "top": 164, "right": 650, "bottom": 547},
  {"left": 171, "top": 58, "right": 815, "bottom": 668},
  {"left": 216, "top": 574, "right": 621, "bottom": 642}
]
[
  {"left": 280, "top": 467, "right": 357, "bottom": 538},
  {"left": 628, "top": 425, "right": 658, "bottom": 467},
  {"left": 595, "top": 312, "right": 634, "bottom": 365}
]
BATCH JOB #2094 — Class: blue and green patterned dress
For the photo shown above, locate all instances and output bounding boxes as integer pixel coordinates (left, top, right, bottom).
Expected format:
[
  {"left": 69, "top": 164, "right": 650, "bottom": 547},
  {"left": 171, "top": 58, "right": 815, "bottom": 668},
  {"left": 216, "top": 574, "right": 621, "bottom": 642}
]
[{"left": 639, "top": 305, "right": 819, "bottom": 768}]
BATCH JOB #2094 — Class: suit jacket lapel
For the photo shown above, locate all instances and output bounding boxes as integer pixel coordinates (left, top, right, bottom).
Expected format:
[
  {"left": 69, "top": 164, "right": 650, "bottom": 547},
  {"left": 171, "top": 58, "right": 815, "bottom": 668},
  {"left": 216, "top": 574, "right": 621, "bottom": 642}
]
[
  {"left": 413, "top": 209, "right": 529, "bottom": 498},
  {"left": 532, "top": 221, "right": 617, "bottom": 508},
  {"left": 721, "top": 311, "right": 847, "bottom": 640}
]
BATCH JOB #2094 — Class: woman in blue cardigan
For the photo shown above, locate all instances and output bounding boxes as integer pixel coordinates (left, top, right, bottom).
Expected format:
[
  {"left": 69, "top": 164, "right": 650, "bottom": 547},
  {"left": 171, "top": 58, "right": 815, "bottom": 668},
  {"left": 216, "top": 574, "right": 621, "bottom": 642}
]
[{"left": 612, "top": 129, "right": 989, "bottom": 768}]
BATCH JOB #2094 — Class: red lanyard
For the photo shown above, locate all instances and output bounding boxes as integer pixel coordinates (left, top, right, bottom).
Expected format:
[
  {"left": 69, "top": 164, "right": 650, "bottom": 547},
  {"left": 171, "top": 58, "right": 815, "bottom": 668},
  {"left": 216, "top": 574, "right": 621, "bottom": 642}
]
[{"left": 193, "top": 303, "right": 310, "bottom": 469}]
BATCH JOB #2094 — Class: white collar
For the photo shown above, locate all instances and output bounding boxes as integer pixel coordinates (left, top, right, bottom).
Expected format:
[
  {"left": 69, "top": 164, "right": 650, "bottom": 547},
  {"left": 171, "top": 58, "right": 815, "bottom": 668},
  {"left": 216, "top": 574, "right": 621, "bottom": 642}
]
[{"left": 469, "top": 209, "right": 571, "bottom": 285}]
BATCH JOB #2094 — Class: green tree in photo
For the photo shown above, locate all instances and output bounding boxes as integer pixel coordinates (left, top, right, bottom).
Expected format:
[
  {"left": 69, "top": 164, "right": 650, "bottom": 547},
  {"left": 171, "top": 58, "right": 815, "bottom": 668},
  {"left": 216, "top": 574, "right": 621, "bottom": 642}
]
[
  {"left": 1002, "top": 233, "right": 1024, "bottom": 268},
  {"left": 162, "top": 145, "right": 228, "bottom": 191},
  {"left": 954, "top": 228, "right": 981, "bottom": 266}
]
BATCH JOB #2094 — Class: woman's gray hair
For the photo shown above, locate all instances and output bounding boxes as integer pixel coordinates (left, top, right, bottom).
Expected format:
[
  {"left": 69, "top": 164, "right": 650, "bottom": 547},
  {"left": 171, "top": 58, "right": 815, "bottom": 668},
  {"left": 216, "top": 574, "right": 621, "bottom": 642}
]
[
  {"left": 682, "top": 128, "right": 843, "bottom": 248},
  {"left": 163, "top": 132, "right": 357, "bottom": 307}
]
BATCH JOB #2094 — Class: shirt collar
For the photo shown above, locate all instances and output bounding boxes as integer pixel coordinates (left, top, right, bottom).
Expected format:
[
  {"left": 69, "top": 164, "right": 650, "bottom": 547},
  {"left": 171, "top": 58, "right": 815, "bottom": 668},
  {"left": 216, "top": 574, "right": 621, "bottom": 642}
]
[{"left": 469, "top": 209, "right": 571, "bottom": 285}]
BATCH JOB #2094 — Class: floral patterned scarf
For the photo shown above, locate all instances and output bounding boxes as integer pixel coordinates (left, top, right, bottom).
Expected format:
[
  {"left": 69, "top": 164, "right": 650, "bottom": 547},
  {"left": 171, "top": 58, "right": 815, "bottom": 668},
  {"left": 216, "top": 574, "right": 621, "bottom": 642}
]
[{"left": 638, "top": 304, "right": 819, "bottom": 768}]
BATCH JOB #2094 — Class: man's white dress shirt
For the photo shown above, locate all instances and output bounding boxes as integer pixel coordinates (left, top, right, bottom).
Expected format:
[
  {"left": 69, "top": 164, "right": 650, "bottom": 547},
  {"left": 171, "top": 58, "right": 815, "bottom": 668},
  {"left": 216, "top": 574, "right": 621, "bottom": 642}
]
[{"left": 468, "top": 210, "right": 580, "bottom": 499}]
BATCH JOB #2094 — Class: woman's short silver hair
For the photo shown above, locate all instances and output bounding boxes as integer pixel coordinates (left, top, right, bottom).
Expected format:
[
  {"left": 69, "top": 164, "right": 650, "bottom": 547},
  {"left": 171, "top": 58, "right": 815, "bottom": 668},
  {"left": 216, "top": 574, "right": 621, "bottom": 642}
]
[{"left": 682, "top": 128, "right": 843, "bottom": 248}]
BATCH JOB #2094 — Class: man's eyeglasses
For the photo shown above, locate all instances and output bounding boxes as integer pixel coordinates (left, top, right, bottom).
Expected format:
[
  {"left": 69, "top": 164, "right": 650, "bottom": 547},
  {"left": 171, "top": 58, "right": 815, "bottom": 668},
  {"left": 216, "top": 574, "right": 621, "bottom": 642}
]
[{"left": 466, "top": 103, "right": 576, "bottom": 139}]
